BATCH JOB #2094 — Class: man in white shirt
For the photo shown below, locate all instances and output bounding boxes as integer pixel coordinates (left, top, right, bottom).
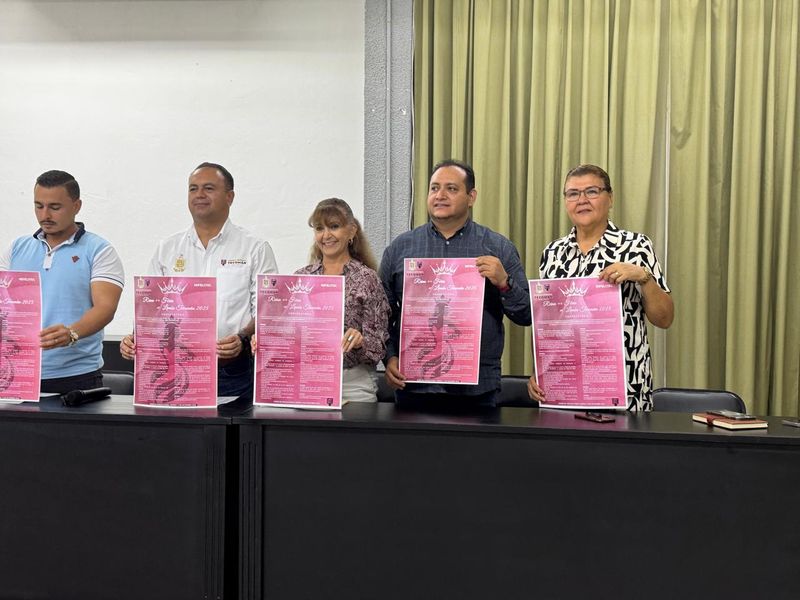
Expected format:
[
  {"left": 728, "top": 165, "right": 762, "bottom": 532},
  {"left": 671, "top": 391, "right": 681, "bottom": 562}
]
[{"left": 120, "top": 162, "right": 278, "bottom": 400}]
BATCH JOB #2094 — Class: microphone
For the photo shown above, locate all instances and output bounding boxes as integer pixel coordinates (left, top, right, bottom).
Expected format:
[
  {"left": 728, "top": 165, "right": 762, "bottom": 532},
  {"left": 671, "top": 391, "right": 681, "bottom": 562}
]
[{"left": 60, "top": 387, "right": 112, "bottom": 407}]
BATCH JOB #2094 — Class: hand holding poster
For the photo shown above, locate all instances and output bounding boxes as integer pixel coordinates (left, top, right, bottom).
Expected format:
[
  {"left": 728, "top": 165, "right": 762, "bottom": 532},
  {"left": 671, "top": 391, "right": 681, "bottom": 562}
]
[
  {"left": 133, "top": 276, "right": 217, "bottom": 407},
  {"left": 400, "top": 258, "right": 484, "bottom": 384},
  {"left": 254, "top": 274, "right": 344, "bottom": 409},
  {"left": 0, "top": 271, "right": 41, "bottom": 402},
  {"left": 530, "top": 277, "right": 627, "bottom": 409}
]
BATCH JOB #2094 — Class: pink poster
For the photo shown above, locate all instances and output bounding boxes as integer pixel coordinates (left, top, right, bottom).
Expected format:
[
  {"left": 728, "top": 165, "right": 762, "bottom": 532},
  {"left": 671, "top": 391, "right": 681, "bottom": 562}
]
[
  {"left": 399, "top": 258, "right": 485, "bottom": 384},
  {"left": 254, "top": 274, "right": 344, "bottom": 409},
  {"left": 530, "top": 277, "right": 627, "bottom": 409},
  {"left": 0, "top": 271, "right": 42, "bottom": 402},
  {"left": 133, "top": 276, "right": 217, "bottom": 407}
]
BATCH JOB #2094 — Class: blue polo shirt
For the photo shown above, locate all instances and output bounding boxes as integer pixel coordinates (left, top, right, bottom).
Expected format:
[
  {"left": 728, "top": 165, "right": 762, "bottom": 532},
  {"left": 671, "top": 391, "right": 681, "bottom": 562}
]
[{"left": 2, "top": 223, "right": 124, "bottom": 379}]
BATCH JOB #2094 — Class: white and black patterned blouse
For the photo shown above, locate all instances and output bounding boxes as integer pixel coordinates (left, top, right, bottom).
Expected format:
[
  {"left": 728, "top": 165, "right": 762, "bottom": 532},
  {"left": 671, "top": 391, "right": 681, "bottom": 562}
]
[{"left": 539, "top": 221, "right": 670, "bottom": 411}]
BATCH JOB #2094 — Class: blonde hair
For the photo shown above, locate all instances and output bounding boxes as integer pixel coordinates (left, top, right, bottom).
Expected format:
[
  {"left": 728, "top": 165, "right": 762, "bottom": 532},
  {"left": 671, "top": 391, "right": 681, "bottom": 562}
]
[{"left": 308, "top": 198, "right": 377, "bottom": 271}]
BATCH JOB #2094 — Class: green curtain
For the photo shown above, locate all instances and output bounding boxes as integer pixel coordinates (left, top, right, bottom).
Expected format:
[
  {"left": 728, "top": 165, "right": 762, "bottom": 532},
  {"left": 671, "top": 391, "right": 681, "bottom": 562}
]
[
  {"left": 669, "top": 0, "right": 800, "bottom": 415},
  {"left": 413, "top": 0, "right": 799, "bottom": 414}
]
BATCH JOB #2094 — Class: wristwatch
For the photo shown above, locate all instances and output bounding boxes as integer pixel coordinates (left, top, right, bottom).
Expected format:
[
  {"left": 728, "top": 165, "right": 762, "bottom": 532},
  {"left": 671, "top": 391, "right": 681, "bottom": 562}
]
[
  {"left": 67, "top": 328, "right": 80, "bottom": 346},
  {"left": 639, "top": 267, "right": 653, "bottom": 284}
]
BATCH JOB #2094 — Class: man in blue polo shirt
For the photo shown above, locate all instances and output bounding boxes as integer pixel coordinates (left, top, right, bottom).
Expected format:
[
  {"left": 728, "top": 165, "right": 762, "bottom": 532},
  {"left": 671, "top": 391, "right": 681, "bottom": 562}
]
[{"left": 0, "top": 170, "right": 124, "bottom": 393}]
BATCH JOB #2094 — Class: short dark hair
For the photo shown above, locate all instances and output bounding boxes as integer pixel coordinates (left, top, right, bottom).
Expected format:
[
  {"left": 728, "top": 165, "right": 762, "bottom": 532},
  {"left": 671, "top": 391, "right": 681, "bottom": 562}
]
[
  {"left": 35, "top": 170, "right": 80, "bottom": 200},
  {"left": 194, "top": 162, "right": 234, "bottom": 191},
  {"left": 563, "top": 164, "right": 613, "bottom": 193},
  {"left": 431, "top": 159, "right": 476, "bottom": 192}
]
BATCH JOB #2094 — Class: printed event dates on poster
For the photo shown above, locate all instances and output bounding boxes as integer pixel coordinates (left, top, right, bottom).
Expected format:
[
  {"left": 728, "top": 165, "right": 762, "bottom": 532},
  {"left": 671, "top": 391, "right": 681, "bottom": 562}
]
[
  {"left": 254, "top": 274, "right": 344, "bottom": 409},
  {"left": 133, "top": 276, "right": 218, "bottom": 407},
  {"left": 400, "top": 258, "right": 484, "bottom": 384},
  {"left": 0, "top": 270, "right": 42, "bottom": 402},
  {"left": 530, "top": 277, "right": 627, "bottom": 409}
]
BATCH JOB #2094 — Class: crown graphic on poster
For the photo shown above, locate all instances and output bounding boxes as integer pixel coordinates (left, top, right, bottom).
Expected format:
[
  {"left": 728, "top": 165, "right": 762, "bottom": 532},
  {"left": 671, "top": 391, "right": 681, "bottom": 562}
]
[
  {"left": 431, "top": 261, "right": 458, "bottom": 276},
  {"left": 286, "top": 280, "right": 314, "bottom": 294},
  {"left": 158, "top": 279, "right": 188, "bottom": 295},
  {"left": 560, "top": 282, "right": 589, "bottom": 297},
  {"left": 0, "top": 277, "right": 12, "bottom": 289}
]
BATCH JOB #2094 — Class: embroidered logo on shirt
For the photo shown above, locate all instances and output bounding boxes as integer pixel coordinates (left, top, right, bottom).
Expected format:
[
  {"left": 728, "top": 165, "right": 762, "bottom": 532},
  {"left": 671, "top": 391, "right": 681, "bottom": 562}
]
[
  {"left": 71, "top": 256, "right": 80, "bottom": 263},
  {"left": 222, "top": 258, "right": 247, "bottom": 266},
  {"left": 173, "top": 255, "right": 185, "bottom": 272}
]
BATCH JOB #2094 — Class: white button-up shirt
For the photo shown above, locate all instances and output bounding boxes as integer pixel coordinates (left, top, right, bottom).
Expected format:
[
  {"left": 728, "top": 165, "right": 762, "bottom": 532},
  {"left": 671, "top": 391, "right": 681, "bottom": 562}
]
[{"left": 147, "top": 219, "right": 278, "bottom": 339}]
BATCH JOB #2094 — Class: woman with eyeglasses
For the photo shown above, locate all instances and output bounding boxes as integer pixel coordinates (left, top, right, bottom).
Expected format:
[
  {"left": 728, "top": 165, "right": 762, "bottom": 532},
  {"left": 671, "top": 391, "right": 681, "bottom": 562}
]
[{"left": 527, "top": 164, "right": 674, "bottom": 410}]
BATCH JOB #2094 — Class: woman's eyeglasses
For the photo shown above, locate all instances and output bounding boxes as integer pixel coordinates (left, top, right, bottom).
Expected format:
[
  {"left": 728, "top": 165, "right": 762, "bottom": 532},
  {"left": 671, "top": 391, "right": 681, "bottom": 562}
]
[{"left": 564, "top": 186, "right": 608, "bottom": 202}]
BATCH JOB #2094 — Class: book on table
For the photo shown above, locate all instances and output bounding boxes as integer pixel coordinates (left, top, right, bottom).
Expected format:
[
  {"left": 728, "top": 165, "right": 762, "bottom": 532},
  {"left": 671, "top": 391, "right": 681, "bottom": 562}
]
[{"left": 692, "top": 412, "right": 768, "bottom": 430}]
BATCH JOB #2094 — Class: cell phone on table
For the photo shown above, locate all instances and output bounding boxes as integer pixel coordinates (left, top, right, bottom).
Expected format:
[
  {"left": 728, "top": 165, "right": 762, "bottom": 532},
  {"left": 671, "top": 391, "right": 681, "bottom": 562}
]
[
  {"left": 707, "top": 409, "right": 757, "bottom": 421},
  {"left": 575, "top": 411, "right": 616, "bottom": 423}
]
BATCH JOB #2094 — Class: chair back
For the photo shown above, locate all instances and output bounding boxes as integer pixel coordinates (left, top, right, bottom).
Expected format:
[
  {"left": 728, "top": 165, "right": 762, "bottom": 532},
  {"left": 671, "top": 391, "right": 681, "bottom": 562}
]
[
  {"left": 374, "top": 371, "right": 395, "bottom": 402},
  {"left": 497, "top": 376, "right": 538, "bottom": 408},
  {"left": 373, "top": 373, "right": 539, "bottom": 407},
  {"left": 652, "top": 387, "right": 746, "bottom": 413},
  {"left": 102, "top": 371, "right": 135, "bottom": 395}
]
